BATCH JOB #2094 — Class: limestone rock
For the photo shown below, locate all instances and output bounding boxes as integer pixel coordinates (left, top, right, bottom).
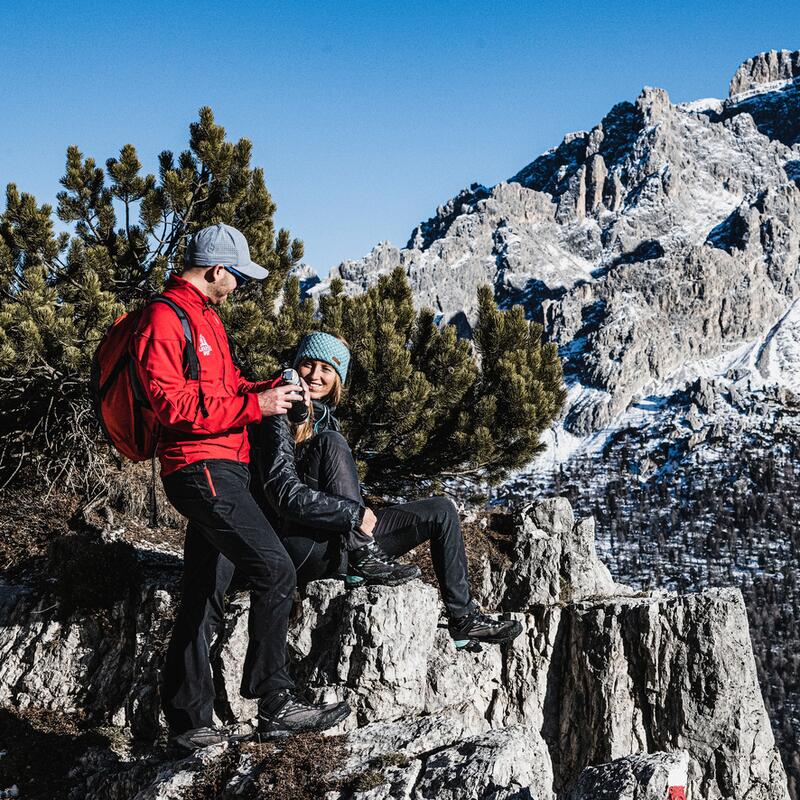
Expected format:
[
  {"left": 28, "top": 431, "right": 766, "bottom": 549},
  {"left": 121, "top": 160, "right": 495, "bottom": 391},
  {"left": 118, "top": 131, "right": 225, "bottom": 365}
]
[
  {"left": 482, "top": 498, "right": 628, "bottom": 609},
  {"left": 412, "top": 725, "right": 554, "bottom": 800},
  {"left": 340, "top": 707, "right": 493, "bottom": 770},
  {"left": 340, "top": 761, "right": 422, "bottom": 800},
  {"left": 566, "top": 751, "right": 690, "bottom": 800},
  {"left": 0, "top": 578, "right": 174, "bottom": 739},
  {"left": 560, "top": 516, "right": 620, "bottom": 601},
  {"left": 730, "top": 50, "right": 800, "bottom": 96},
  {"left": 0, "top": 499, "right": 789, "bottom": 798},
  {"left": 552, "top": 589, "right": 788, "bottom": 799},
  {"left": 80, "top": 742, "right": 235, "bottom": 800}
]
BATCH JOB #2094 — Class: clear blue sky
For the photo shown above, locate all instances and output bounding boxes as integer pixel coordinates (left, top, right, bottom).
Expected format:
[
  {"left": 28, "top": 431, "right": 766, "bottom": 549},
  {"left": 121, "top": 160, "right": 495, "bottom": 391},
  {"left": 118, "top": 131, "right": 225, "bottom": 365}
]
[{"left": 0, "top": 1, "right": 796, "bottom": 274}]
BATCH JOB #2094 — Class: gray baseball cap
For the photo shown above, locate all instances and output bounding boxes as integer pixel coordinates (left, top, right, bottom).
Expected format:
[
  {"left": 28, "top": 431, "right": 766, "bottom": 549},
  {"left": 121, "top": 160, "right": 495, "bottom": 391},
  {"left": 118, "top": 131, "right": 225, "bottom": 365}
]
[{"left": 185, "top": 223, "right": 268, "bottom": 280}]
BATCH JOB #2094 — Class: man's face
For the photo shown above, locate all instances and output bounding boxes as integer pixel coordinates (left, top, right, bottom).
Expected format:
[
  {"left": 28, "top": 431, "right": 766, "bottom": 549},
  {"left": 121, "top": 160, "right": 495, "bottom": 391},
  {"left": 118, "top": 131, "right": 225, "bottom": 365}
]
[{"left": 205, "top": 265, "right": 238, "bottom": 305}]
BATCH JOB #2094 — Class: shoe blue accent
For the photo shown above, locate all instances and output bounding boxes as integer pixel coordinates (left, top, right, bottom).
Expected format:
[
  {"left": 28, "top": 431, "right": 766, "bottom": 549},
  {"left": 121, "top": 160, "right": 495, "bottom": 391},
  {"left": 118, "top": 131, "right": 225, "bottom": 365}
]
[
  {"left": 453, "top": 639, "right": 470, "bottom": 648},
  {"left": 345, "top": 575, "right": 365, "bottom": 587}
]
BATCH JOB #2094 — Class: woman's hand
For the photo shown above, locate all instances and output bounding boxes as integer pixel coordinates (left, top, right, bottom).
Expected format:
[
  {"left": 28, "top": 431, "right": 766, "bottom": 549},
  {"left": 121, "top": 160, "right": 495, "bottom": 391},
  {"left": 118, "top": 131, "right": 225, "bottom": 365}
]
[
  {"left": 257, "top": 384, "right": 305, "bottom": 416},
  {"left": 359, "top": 508, "right": 378, "bottom": 536}
]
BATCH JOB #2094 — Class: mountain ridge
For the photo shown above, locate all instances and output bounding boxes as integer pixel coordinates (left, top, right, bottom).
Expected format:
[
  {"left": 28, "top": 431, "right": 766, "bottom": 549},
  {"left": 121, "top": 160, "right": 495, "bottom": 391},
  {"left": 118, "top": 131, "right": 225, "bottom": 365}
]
[{"left": 311, "top": 50, "right": 800, "bottom": 441}]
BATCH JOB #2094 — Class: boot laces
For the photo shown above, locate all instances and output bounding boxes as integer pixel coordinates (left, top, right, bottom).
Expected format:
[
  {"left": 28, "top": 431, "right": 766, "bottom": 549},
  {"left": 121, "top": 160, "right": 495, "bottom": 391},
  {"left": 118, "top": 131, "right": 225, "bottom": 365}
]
[
  {"left": 283, "top": 694, "right": 310, "bottom": 713},
  {"left": 273, "top": 690, "right": 314, "bottom": 717},
  {"left": 462, "top": 608, "right": 502, "bottom": 631},
  {"left": 362, "top": 542, "right": 394, "bottom": 566}
]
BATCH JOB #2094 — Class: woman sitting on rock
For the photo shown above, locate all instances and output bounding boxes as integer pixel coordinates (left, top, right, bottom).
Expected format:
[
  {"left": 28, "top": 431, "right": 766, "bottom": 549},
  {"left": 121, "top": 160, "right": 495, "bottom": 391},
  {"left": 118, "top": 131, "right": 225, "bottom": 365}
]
[{"left": 251, "top": 331, "right": 521, "bottom": 650}]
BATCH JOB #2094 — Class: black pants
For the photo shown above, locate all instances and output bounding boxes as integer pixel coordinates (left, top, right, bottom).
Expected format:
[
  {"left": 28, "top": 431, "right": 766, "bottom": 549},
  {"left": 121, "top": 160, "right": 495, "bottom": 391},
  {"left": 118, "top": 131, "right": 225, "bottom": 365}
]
[
  {"left": 282, "top": 431, "right": 473, "bottom": 618},
  {"left": 161, "top": 459, "right": 295, "bottom": 733}
]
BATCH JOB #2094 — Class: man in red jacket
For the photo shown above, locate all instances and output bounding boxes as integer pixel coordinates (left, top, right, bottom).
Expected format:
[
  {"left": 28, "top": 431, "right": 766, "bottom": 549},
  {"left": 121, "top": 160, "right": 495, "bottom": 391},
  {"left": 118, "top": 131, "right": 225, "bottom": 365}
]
[{"left": 132, "top": 223, "right": 349, "bottom": 749}]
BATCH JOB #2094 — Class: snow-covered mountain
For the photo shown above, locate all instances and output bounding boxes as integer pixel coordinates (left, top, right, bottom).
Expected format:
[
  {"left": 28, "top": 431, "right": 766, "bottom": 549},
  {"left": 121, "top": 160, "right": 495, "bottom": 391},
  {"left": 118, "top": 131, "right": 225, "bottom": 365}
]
[{"left": 313, "top": 49, "right": 800, "bottom": 453}]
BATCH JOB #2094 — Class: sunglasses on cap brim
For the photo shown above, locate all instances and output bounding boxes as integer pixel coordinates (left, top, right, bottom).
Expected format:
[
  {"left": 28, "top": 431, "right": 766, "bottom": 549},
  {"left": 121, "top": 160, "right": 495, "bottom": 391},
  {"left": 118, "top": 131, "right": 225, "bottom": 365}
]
[{"left": 225, "top": 266, "right": 252, "bottom": 287}]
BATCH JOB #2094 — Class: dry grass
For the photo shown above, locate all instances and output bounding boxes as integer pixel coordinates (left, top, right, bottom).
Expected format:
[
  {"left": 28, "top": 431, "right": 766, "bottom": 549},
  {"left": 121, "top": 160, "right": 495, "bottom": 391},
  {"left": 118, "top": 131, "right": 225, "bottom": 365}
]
[
  {"left": 0, "top": 463, "right": 185, "bottom": 579},
  {"left": 47, "top": 533, "right": 142, "bottom": 618},
  {"left": 182, "top": 745, "right": 243, "bottom": 800},
  {"left": 0, "top": 488, "right": 77, "bottom": 581},
  {"left": 242, "top": 732, "right": 346, "bottom": 800},
  {"left": 0, "top": 479, "right": 182, "bottom": 621},
  {"left": 461, "top": 510, "right": 515, "bottom": 576}
]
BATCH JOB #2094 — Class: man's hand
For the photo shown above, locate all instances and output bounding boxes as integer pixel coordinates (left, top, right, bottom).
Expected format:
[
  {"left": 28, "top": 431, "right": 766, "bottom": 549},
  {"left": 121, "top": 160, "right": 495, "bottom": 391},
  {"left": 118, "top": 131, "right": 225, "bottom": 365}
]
[
  {"left": 359, "top": 508, "right": 378, "bottom": 536},
  {"left": 257, "top": 384, "right": 307, "bottom": 417}
]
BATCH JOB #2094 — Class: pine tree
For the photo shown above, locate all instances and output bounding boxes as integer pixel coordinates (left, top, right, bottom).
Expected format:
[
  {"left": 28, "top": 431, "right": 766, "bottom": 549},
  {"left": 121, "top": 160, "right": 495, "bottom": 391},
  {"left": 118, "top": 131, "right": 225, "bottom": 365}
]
[{"left": 312, "top": 267, "right": 566, "bottom": 493}]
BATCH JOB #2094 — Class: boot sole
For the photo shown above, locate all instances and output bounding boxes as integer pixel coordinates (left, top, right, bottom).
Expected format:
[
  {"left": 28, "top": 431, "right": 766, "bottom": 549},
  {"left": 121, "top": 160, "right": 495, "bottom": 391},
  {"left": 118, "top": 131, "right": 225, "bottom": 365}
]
[
  {"left": 345, "top": 572, "right": 420, "bottom": 588},
  {"left": 451, "top": 621, "right": 524, "bottom": 647},
  {"left": 256, "top": 703, "right": 351, "bottom": 740},
  {"left": 170, "top": 730, "right": 252, "bottom": 751}
]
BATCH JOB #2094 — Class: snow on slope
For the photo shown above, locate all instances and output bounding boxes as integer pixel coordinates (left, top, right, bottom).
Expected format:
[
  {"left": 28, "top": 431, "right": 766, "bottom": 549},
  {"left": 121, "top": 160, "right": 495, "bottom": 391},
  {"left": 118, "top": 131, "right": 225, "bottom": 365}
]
[
  {"left": 755, "top": 299, "right": 800, "bottom": 391},
  {"left": 518, "top": 300, "right": 800, "bottom": 483}
]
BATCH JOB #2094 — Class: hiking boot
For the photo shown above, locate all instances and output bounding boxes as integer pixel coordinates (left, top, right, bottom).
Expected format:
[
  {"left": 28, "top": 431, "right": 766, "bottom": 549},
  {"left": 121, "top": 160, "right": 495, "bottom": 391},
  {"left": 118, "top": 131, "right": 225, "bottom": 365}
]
[
  {"left": 170, "top": 723, "right": 252, "bottom": 751},
  {"left": 448, "top": 607, "right": 523, "bottom": 650},
  {"left": 257, "top": 689, "right": 350, "bottom": 738},
  {"left": 346, "top": 541, "right": 421, "bottom": 587}
]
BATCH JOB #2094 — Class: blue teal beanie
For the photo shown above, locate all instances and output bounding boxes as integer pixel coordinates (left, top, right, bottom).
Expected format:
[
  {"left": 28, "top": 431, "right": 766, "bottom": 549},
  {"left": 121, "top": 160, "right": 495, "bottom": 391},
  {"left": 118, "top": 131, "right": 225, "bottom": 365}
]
[{"left": 293, "top": 332, "right": 350, "bottom": 384}]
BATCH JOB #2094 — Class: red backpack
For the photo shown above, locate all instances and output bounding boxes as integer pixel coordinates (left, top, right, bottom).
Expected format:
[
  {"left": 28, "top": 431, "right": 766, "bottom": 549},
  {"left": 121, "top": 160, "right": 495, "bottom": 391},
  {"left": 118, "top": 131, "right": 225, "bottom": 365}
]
[{"left": 91, "top": 297, "right": 199, "bottom": 461}]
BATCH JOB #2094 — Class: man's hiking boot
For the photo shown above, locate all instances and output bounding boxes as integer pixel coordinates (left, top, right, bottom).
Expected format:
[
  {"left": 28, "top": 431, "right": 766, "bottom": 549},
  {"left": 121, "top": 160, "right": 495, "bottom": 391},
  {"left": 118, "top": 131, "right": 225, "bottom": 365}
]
[
  {"left": 448, "top": 607, "right": 523, "bottom": 651},
  {"left": 170, "top": 723, "right": 252, "bottom": 751},
  {"left": 257, "top": 689, "right": 350, "bottom": 739},
  {"left": 346, "top": 541, "right": 421, "bottom": 587}
]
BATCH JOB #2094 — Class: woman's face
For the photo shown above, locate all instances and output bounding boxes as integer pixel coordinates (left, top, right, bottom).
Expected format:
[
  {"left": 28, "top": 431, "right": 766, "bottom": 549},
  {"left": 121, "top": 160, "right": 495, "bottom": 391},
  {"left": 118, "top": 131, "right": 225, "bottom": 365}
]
[{"left": 297, "top": 358, "right": 337, "bottom": 400}]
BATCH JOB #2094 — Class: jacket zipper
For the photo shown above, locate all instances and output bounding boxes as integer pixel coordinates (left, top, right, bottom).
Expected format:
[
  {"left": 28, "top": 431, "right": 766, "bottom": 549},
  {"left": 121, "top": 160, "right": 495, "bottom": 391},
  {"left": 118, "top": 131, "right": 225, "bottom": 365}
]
[
  {"left": 204, "top": 304, "right": 247, "bottom": 464},
  {"left": 203, "top": 303, "right": 247, "bottom": 463},
  {"left": 204, "top": 305, "right": 229, "bottom": 386},
  {"left": 202, "top": 463, "right": 217, "bottom": 497}
]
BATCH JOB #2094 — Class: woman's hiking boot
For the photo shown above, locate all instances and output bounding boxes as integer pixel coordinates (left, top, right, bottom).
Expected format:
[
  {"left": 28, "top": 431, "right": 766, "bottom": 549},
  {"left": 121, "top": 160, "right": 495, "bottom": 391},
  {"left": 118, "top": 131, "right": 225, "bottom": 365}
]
[
  {"left": 346, "top": 541, "right": 421, "bottom": 587},
  {"left": 448, "top": 607, "right": 523, "bottom": 651},
  {"left": 256, "top": 689, "right": 350, "bottom": 738}
]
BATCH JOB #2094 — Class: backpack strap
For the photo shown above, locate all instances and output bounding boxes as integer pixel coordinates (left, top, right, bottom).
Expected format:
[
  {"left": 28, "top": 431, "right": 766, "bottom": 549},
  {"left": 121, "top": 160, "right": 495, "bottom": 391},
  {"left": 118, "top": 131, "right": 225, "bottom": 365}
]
[
  {"left": 150, "top": 295, "right": 209, "bottom": 418},
  {"left": 151, "top": 296, "right": 199, "bottom": 380},
  {"left": 128, "top": 358, "right": 149, "bottom": 453}
]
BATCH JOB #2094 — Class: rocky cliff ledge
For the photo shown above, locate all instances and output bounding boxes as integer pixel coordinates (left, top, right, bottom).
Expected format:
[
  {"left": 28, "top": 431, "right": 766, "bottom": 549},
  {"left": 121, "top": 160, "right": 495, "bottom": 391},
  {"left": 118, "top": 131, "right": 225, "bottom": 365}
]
[
  {"left": 0, "top": 499, "right": 789, "bottom": 799},
  {"left": 730, "top": 49, "right": 800, "bottom": 96}
]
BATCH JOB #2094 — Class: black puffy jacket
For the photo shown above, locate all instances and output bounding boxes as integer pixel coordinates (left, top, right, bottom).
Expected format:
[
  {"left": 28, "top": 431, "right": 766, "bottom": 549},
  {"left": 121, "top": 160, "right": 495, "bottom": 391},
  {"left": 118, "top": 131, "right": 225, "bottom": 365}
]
[{"left": 250, "top": 400, "right": 364, "bottom": 536}]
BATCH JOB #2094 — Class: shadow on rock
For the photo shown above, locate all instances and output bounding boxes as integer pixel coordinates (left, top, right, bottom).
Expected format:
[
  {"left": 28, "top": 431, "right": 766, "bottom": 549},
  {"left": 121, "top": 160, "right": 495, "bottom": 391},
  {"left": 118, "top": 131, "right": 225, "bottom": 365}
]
[{"left": 0, "top": 707, "right": 112, "bottom": 800}]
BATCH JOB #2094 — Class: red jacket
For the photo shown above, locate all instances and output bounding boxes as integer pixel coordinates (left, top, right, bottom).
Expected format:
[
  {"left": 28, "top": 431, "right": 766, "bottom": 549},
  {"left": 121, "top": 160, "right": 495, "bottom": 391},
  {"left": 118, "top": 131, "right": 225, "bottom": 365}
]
[{"left": 131, "top": 275, "right": 267, "bottom": 475}]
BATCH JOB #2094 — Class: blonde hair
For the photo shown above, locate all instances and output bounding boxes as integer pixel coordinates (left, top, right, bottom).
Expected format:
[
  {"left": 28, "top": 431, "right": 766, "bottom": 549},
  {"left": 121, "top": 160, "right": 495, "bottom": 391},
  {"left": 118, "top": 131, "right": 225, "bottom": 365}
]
[{"left": 293, "top": 371, "right": 343, "bottom": 444}]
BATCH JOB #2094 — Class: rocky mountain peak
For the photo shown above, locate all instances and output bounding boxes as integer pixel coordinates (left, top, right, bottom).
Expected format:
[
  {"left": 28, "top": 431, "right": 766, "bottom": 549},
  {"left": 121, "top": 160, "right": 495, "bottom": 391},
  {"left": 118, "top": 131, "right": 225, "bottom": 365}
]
[
  {"left": 318, "top": 49, "right": 800, "bottom": 437},
  {"left": 730, "top": 49, "right": 800, "bottom": 96},
  {"left": 635, "top": 85, "right": 671, "bottom": 121}
]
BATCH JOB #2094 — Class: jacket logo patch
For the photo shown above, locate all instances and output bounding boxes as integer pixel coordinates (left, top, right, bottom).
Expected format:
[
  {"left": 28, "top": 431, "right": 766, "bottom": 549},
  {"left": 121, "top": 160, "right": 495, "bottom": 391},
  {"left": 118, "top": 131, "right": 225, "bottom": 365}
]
[{"left": 198, "top": 334, "right": 212, "bottom": 357}]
